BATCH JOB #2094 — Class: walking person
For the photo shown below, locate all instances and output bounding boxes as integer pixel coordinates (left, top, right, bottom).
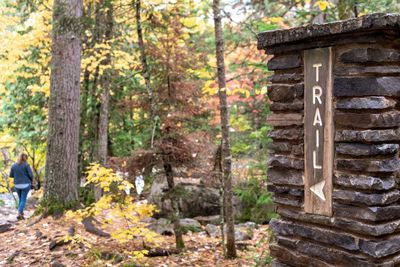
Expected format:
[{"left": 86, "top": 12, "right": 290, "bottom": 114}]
[{"left": 9, "top": 153, "right": 33, "bottom": 220}]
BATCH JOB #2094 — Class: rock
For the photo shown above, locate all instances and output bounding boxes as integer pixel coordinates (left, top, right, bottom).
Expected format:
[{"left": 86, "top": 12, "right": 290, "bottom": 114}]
[
  {"left": 179, "top": 218, "right": 202, "bottom": 232},
  {"left": 258, "top": 14, "right": 400, "bottom": 50},
  {"left": 205, "top": 224, "right": 221, "bottom": 238},
  {"left": 205, "top": 223, "right": 254, "bottom": 240},
  {"left": 267, "top": 113, "right": 303, "bottom": 127},
  {"left": 270, "top": 99, "right": 304, "bottom": 111},
  {"left": 335, "top": 66, "right": 400, "bottom": 76},
  {"left": 336, "top": 111, "right": 400, "bottom": 128},
  {"left": 269, "top": 142, "right": 304, "bottom": 155},
  {"left": 0, "top": 223, "right": 12, "bottom": 233},
  {"left": 333, "top": 189, "right": 400, "bottom": 206},
  {"left": 235, "top": 227, "right": 253, "bottom": 241},
  {"left": 335, "top": 129, "right": 400, "bottom": 143},
  {"left": 268, "top": 73, "right": 303, "bottom": 83},
  {"left": 270, "top": 219, "right": 359, "bottom": 251},
  {"left": 149, "top": 218, "right": 174, "bottom": 235},
  {"left": 193, "top": 215, "right": 221, "bottom": 226},
  {"left": 237, "top": 221, "right": 258, "bottom": 229},
  {"left": 333, "top": 204, "right": 400, "bottom": 222},
  {"left": 337, "top": 159, "right": 400, "bottom": 173},
  {"left": 268, "top": 169, "right": 304, "bottom": 186},
  {"left": 339, "top": 48, "right": 400, "bottom": 64},
  {"left": 277, "top": 206, "right": 400, "bottom": 237},
  {"left": 275, "top": 236, "right": 371, "bottom": 266},
  {"left": 148, "top": 175, "right": 233, "bottom": 218},
  {"left": 359, "top": 237, "right": 400, "bottom": 258},
  {"left": 270, "top": 244, "right": 329, "bottom": 267},
  {"left": 334, "top": 173, "right": 396, "bottom": 190},
  {"left": 272, "top": 195, "right": 302, "bottom": 208},
  {"left": 268, "top": 184, "right": 304, "bottom": 197},
  {"left": 267, "top": 54, "right": 302, "bottom": 70},
  {"left": 334, "top": 77, "right": 400, "bottom": 97},
  {"left": 50, "top": 261, "right": 66, "bottom": 267},
  {"left": 336, "top": 97, "right": 397, "bottom": 110},
  {"left": 268, "top": 155, "right": 304, "bottom": 170},
  {"left": 336, "top": 143, "right": 398, "bottom": 156},
  {"left": 268, "top": 128, "right": 303, "bottom": 141},
  {"left": 267, "top": 83, "right": 303, "bottom": 102}
]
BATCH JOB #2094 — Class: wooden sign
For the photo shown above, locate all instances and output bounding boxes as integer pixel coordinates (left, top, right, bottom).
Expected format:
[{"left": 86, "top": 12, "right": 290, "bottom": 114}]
[{"left": 304, "top": 47, "right": 333, "bottom": 216}]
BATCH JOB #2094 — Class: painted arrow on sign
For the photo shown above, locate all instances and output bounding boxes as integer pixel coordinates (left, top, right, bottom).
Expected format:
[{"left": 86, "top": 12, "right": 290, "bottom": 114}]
[{"left": 310, "top": 180, "right": 326, "bottom": 201}]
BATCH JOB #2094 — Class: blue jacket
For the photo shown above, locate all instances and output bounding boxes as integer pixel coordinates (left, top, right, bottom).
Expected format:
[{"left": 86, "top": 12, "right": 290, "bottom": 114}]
[{"left": 9, "top": 162, "right": 33, "bottom": 185}]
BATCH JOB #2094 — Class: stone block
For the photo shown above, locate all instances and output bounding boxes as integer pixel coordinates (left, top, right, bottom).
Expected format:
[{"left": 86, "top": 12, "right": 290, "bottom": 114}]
[
  {"left": 336, "top": 158, "right": 400, "bottom": 173},
  {"left": 360, "top": 236, "right": 400, "bottom": 258},
  {"left": 268, "top": 127, "right": 304, "bottom": 141},
  {"left": 333, "top": 189, "right": 400, "bottom": 206},
  {"left": 268, "top": 83, "right": 304, "bottom": 102},
  {"left": 267, "top": 54, "right": 302, "bottom": 70},
  {"left": 270, "top": 219, "right": 359, "bottom": 251},
  {"left": 267, "top": 113, "right": 303, "bottom": 127},
  {"left": 339, "top": 48, "right": 400, "bottom": 64},
  {"left": 277, "top": 206, "right": 400, "bottom": 237},
  {"left": 335, "top": 129, "right": 400, "bottom": 142},
  {"left": 336, "top": 111, "right": 400, "bottom": 128},
  {"left": 336, "top": 97, "right": 396, "bottom": 110},
  {"left": 268, "top": 169, "right": 304, "bottom": 186},
  {"left": 267, "top": 184, "right": 304, "bottom": 197},
  {"left": 272, "top": 195, "right": 303, "bottom": 207},
  {"left": 268, "top": 155, "right": 304, "bottom": 170},
  {"left": 334, "top": 173, "right": 396, "bottom": 191},
  {"left": 336, "top": 143, "right": 398, "bottom": 156},
  {"left": 334, "top": 77, "right": 400, "bottom": 97},
  {"left": 270, "top": 99, "right": 304, "bottom": 111},
  {"left": 268, "top": 72, "right": 303, "bottom": 83},
  {"left": 334, "top": 204, "right": 400, "bottom": 222}
]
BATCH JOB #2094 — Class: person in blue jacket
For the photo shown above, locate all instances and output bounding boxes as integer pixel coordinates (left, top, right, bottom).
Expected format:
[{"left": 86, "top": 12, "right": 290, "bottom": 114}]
[{"left": 9, "top": 153, "right": 33, "bottom": 220}]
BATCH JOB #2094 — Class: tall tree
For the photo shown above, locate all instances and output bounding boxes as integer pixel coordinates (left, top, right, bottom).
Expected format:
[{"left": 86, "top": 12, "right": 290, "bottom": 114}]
[
  {"left": 212, "top": 0, "right": 236, "bottom": 259},
  {"left": 44, "top": 0, "right": 83, "bottom": 207},
  {"left": 135, "top": 0, "right": 156, "bottom": 148}
]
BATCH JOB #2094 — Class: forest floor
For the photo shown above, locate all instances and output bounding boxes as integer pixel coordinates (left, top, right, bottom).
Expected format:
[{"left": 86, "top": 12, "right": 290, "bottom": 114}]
[{"left": 0, "top": 208, "right": 271, "bottom": 267}]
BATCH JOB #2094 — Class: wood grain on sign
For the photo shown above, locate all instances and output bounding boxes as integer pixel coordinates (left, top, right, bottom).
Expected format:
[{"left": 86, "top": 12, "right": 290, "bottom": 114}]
[{"left": 304, "top": 47, "right": 333, "bottom": 216}]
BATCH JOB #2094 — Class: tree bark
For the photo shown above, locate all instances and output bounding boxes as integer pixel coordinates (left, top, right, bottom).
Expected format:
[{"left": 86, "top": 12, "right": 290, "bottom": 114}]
[
  {"left": 95, "top": 2, "right": 114, "bottom": 200},
  {"left": 135, "top": 0, "right": 156, "bottom": 148},
  {"left": 44, "top": 0, "right": 82, "bottom": 207},
  {"left": 212, "top": 0, "right": 236, "bottom": 259},
  {"left": 163, "top": 162, "right": 185, "bottom": 251}
]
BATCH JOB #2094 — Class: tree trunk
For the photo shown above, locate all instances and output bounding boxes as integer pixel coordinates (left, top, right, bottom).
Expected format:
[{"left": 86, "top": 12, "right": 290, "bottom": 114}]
[
  {"left": 212, "top": 0, "right": 236, "bottom": 259},
  {"left": 45, "top": 0, "right": 82, "bottom": 207},
  {"left": 163, "top": 162, "right": 184, "bottom": 251},
  {"left": 95, "top": 2, "right": 114, "bottom": 200},
  {"left": 135, "top": 0, "right": 156, "bottom": 148}
]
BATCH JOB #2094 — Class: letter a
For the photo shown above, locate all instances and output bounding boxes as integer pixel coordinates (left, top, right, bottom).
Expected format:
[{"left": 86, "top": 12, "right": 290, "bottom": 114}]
[{"left": 313, "top": 108, "right": 323, "bottom": 126}]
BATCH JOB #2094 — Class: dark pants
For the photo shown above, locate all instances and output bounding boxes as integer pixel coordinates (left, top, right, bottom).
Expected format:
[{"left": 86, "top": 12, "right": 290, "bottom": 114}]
[{"left": 16, "top": 187, "right": 30, "bottom": 214}]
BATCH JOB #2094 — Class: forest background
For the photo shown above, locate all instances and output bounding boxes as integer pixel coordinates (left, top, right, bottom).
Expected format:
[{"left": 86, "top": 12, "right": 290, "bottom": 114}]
[{"left": 0, "top": 0, "right": 400, "bottom": 266}]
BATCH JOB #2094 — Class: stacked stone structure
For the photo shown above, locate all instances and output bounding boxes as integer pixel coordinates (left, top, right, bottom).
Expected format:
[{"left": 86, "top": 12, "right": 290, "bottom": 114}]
[{"left": 258, "top": 13, "right": 400, "bottom": 266}]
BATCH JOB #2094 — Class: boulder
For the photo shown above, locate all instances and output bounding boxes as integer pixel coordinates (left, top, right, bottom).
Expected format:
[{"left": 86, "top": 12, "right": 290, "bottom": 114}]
[
  {"left": 148, "top": 218, "right": 174, "bottom": 235},
  {"left": 193, "top": 215, "right": 221, "bottom": 226},
  {"left": 179, "top": 218, "right": 202, "bottom": 232},
  {"left": 205, "top": 223, "right": 255, "bottom": 241},
  {"left": 148, "top": 175, "right": 242, "bottom": 218}
]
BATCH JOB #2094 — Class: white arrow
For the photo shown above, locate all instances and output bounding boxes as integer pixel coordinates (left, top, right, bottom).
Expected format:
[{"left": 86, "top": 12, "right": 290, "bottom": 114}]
[{"left": 310, "top": 180, "right": 326, "bottom": 201}]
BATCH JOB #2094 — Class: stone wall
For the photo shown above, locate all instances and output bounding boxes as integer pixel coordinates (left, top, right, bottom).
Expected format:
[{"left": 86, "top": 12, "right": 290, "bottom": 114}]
[{"left": 259, "top": 14, "right": 400, "bottom": 266}]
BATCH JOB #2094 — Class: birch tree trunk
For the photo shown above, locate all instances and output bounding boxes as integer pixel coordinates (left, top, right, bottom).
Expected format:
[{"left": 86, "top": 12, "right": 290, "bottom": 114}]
[
  {"left": 45, "top": 0, "right": 83, "bottom": 207},
  {"left": 212, "top": 0, "right": 237, "bottom": 259}
]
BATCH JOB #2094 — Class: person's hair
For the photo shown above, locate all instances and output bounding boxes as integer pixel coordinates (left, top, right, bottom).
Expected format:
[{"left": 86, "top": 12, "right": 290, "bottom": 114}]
[{"left": 17, "top": 153, "right": 28, "bottom": 164}]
